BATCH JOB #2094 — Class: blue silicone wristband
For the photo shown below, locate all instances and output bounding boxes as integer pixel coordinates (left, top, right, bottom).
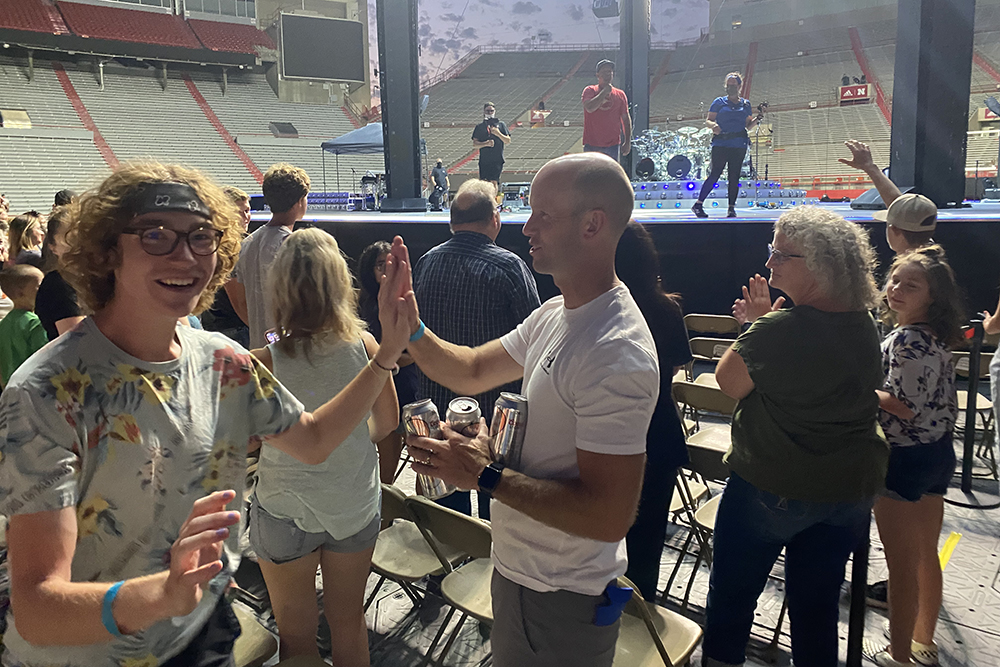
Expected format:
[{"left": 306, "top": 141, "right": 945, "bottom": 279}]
[
  {"left": 102, "top": 581, "right": 125, "bottom": 637},
  {"left": 409, "top": 320, "right": 426, "bottom": 342}
]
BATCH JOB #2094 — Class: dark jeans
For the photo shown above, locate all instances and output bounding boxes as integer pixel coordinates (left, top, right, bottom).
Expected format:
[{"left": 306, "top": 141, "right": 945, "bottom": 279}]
[
  {"left": 436, "top": 488, "right": 491, "bottom": 520},
  {"left": 697, "top": 145, "right": 747, "bottom": 207},
  {"left": 625, "top": 462, "right": 679, "bottom": 602},
  {"left": 702, "top": 473, "right": 872, "bottom": 667}
]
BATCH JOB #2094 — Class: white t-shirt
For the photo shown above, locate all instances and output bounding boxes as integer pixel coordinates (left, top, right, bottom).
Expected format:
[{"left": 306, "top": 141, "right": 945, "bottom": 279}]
[
  {"left": 496, "top": 283, "right": 659, "bottom": 595},
  {"left": 234, "top": 224, "right": 292, "bottom": 348}
]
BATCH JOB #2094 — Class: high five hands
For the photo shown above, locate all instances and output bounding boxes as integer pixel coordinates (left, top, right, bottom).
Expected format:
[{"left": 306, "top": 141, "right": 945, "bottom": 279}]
[{"left": 732, "top": 274, "right": 785, "bottom": 326}]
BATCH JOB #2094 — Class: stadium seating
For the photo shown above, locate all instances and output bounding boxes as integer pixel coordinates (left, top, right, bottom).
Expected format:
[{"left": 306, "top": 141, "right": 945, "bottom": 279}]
[
  {"left": 422, "top": 77, "right": 561, "bottom": 126},
  {"left": 57, "top": 2, "right": 202, "bottom": 49},
  {"left": 0, "top": 56, "right": 83, "bottom": 128},
  {"left": 0, "top": 134, "right": 109, "bottom": 212},
  {"left": 753, "top": 52, "right": 860, "bottom": 108},
  {"left": 188, "top": 19, "right": 275, "bottom": 55},
  {"left": 63, "top": 64, "right": 258, "bottom": 191}
]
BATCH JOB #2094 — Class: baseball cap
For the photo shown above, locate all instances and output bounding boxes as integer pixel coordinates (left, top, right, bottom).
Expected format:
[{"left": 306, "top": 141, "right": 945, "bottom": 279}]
[
  {"left": 596, "top": 59, "right": 615, "bottom": 72},
  {"left": 872, "top": 193, "right": 937, "bottom": 232}
]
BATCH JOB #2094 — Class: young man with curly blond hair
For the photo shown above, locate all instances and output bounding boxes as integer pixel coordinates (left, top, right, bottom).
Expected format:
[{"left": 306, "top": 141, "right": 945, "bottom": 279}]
[{"left": 227, "top": 164, "right": 310, "bottom": 348}]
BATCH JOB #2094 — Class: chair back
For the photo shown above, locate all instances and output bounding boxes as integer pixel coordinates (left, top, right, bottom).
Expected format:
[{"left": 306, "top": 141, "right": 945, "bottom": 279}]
[
  {"left": 381, "top": 483, "right": 410, "bottom": 523},
  {"left": 688, "top": 337, "right": 734, "bottom": 362},
  {"left": 616, "top": 575, "right": 675, "bottom": 667},
  {"left": 686, "top": 442, "right": 730, "bottom": 483},
  {"left": 672, "top": 381, "right": 737, "bottom": 417},
  {"left": 684, "top": 314, "right": 740, "bottom": 336},
  {"left": 953, "top": 351, "right": 991, "bottom": 380},
  {"left": 404, "top": 496, "right": 493, "bottom": 565}
]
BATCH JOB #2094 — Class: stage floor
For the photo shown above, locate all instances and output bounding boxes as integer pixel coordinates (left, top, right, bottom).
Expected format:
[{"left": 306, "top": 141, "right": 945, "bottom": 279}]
[{"left": 253, "top": 200, "right": 1000, "bottom": 225}]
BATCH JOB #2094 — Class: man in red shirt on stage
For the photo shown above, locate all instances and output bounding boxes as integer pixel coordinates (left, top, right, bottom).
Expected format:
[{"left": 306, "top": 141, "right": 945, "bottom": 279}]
[{"left": 581, "top": 60, "right": 632, "bottom": 162}]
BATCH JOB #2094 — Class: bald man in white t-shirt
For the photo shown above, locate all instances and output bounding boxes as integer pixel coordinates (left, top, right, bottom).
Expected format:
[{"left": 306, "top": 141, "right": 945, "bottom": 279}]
[{"left": 379, "top": 153, "right": 659, "bottom": 667}]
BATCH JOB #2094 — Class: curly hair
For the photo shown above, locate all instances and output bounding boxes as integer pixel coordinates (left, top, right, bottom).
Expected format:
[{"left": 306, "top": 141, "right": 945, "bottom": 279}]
[
  {"left": 262, "top": 163, "right": 310, "bottom": 213},
  {"left": 774, "top": 206, "right": 880, "bottom": 312},
  {"left": 269, "top": 228, "right": 365, "bottom": 359},
  {"left": 42, "top": 204, "right": 74, "bottom": 272},
  {"left": 60, "top": 161, "right": 243, "bottom": 315},
  {"left": 880, "top": 245, "right": 966, "bottom": 348}
]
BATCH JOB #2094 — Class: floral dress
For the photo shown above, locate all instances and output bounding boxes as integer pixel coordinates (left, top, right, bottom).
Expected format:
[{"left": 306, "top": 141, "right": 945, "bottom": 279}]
[
  {"left": 880, "top": 324, "right": 957, "bottom": 447},
  {"left": 0, "top": 317, "right": 303, "bottom": 667}
]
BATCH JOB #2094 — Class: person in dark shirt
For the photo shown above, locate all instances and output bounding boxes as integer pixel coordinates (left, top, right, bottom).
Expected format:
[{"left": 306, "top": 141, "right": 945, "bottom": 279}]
[
  {"left": 358, "top": 241, "right": 420, "bottom": 485},
  {"left": 429, "top": 159, "right": 450, "bottom": 212},
  {"left": 412, "top": 179, "right": 540, "bottom": 519},
  {"left": 35, "top": 205, "right": 83, "bottom": 340},
  {"left": 615, "top": 221, "right": 693, "bottom": 601},
  {"left": 203, "top": 186, "right": 252, "bottom": 347},
  {"left": 471, "top": 101, "right": 511, "bottom": 193}
]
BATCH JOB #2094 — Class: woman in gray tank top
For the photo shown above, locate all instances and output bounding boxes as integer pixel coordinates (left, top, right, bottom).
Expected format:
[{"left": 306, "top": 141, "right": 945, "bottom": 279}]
[{"left": 249, "top": 229, "right": 399, "bottom": 664}]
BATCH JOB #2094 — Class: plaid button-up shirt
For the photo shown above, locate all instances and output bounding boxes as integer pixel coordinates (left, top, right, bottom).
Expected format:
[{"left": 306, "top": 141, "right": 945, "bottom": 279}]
[{"left": 412, "top": 231, "right": 541, "bottom": 424}]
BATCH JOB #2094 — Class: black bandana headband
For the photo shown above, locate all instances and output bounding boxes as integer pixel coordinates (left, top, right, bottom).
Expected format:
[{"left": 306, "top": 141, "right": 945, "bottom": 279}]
[{"left": 126, "top": 182, "right": 211, "bottom": 219}]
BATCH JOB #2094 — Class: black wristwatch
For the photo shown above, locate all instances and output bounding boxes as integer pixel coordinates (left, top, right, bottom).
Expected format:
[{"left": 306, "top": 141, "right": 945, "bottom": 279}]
[{"left": 478, "top": 462, "right": 505, "bottom": 494}]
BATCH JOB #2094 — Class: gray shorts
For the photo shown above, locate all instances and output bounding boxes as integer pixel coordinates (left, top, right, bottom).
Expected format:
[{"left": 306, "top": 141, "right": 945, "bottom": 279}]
[
  {"left": 490, "top": 570, "right": 619, "bottom": 667},
  {"left": 248, "top": 496, "right": 380, "bottom": 564}
]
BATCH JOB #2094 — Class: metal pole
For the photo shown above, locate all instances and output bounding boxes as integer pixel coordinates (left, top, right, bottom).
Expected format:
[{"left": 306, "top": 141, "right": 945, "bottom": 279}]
[
  {"left": 846, "top": 528, "right": 870, "bottom": 667},
  {"left": 322, "top": 151, "right": 327, "bottom": 197},
  {"left": 961, "top": 320, "right": 984, "bottom": 493}
]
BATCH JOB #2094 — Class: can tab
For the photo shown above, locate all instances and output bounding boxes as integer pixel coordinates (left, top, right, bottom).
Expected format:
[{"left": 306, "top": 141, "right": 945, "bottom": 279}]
[{"left": 594, "top": 582, "right": 633, "bottom": 626}]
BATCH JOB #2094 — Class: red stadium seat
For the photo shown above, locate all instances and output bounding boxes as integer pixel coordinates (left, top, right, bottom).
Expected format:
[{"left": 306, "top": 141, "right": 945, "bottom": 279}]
[
  {"left": 57, "top": 2, "right": 201, "bottom": 49},
  {"left": 188, "top": 19, "right": 276, "bottom": 55},
  {"left": 0, "top": 0, "right": 69, "bottom": 34}
]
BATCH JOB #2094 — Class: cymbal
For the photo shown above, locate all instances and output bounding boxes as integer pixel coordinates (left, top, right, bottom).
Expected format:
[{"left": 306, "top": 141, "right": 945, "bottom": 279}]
[
  {"left": 677, "top": 126, "right": 698, "bottom": 135},
  {"left": 696, "top": 127, "right": 713, "bottom": 137}
]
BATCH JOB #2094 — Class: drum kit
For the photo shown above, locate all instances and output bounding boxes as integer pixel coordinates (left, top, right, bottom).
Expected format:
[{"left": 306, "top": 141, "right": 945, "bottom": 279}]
[{"left": 633, "top": 126, "right": 713, "bottom": 181}]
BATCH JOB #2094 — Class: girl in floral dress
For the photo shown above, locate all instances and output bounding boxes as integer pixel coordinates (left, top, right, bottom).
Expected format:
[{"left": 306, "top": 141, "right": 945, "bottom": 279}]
[
  {"left": 0, "top": 162, "right": 410, "bottom": 667},
  {"left": 868, "top": 245, "right": 964, "bottom": 667}
]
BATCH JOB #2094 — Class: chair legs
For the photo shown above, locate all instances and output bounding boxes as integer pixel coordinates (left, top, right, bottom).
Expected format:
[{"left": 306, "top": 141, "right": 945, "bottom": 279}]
[{"left": 422, "top": 607, "right": 457, "bottom": 666}]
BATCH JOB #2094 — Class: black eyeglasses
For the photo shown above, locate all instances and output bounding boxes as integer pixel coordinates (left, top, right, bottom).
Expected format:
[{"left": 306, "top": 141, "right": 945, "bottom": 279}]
[
  {"left": 767, "top": 243, "right": 804, "bottom": 264},
  {"left": 122, "top": 225, "right": 223, "bottom": 256}
]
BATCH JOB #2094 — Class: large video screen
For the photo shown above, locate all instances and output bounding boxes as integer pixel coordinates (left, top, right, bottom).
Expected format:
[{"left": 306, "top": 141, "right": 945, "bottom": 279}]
[{"left": 280, "top": 13, "right": 366, "bottom": 83}]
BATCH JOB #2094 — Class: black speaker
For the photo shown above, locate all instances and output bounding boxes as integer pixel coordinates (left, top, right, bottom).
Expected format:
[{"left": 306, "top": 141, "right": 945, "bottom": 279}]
[
  {"left": 376, "top": 0, "right": 425, "bottom": 206},
  {"left": 380, "top": 197, "right": 427, "bottom": 212},
  {"left": 849, "top": 185, "right": 914, "bottom": 210}
]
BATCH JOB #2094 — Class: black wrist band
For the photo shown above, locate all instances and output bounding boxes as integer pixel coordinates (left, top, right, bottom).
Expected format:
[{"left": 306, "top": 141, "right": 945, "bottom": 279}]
[{"left": 372, "top": 358, "right": 395, "bottom": 373}]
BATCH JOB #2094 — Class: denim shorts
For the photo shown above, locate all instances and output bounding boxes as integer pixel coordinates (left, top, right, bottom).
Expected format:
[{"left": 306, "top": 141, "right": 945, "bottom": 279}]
[
  {"left": 248, "top": 497, "right": 380, "bottom": 564},
  {"left": 883, "top": 434, "right": 956, "bottom": 502}
]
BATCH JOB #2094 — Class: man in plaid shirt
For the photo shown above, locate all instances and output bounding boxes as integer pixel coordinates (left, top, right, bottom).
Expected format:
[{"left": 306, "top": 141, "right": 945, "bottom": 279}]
[{"left": 412, "top": 179, "right": 540, "bottom": 519}]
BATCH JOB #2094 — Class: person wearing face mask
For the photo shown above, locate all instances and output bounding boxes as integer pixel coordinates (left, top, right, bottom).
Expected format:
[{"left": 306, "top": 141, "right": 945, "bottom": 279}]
[
  {"left": 582, "top": 60, "right": 632, "bottom": 162},
  {"left": 692, "top": 72, "right": 761, "bottom": 219},
  {"left": 472, "top": 102, "right": 511, "bottom": 193}
]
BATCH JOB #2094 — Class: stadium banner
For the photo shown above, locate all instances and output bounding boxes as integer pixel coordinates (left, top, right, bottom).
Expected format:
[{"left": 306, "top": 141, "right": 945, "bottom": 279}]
[{"left": 839, "top": 84, "right": 872, "bottom": 104}]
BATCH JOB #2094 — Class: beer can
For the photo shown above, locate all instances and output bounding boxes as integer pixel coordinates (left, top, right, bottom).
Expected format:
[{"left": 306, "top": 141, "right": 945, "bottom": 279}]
[
  {"left": 446, "top": 397, "right": 482, "bottom": 437},
  {"left": 489, "top": 392, "right": 528, "bottom": 469},
  {"left": 401, "top": 399, "right": 456, "bottom": 500}
]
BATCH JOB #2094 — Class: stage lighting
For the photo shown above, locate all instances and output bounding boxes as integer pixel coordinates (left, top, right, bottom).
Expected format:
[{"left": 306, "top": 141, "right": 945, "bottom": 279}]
[
  {"left": 640, "top": 184, "right": 647, "bottom": 190},
  {"left": 686, "top": 182, "right": 696, "bottom": 190},
  {"left": 639, "top": 203, "right": 646, "bottom": 208},
  {"left": 713, "top": 183, "right": 719, "bottom": 188},
  {"left": 657, "top": 202, "right": 663, "bottom": 208},
  {"left": 675, "top": 202, "right": 681, "bottom": 208},
  {"left": 712, "top": 201, "right": 719, "bottom": 207}
]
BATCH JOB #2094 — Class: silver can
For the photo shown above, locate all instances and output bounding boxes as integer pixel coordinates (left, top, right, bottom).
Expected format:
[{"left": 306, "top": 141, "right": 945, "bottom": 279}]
[
  {"left": 401, "top": 399, "right": 456, "bottom": 500},
  {"left": 489, "top": 392, "right": 528, "bottom": 469},
  {"left": 446, "top": 397, "right": 482, "bottom": 436}
]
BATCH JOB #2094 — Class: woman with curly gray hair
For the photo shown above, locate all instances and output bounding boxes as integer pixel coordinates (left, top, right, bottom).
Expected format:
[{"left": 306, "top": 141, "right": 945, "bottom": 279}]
[{"left": 702, "top": 207, "right": 888, "bottom": 667}]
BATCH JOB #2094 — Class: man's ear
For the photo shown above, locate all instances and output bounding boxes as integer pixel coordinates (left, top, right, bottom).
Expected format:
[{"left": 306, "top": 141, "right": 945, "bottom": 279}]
[{"left": 580, "top": 209, "right": 607, "bottom": 240}]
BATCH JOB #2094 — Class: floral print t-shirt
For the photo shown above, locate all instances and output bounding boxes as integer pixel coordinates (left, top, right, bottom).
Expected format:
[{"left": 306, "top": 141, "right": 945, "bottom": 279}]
[
  {"left": 0, "top": 317, "right": 303, "bottom": 667},
  {"left": 880, "top": 324, "right": 957, "bottom": 448}
]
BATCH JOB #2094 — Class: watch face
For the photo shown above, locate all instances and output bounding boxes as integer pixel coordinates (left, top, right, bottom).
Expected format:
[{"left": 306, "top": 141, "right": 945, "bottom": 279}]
[{"left": 478, "top": 463, "right": 504, "bottom": 493}]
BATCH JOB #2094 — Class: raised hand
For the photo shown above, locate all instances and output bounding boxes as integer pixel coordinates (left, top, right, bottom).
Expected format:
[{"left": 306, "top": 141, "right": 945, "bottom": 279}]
[
  {"left": 740, "top": 274, "right": 785, "bottom": 324},
  {"left": 732, "top": 298, "right": 749, "bottom": 326},
  {"left": 838, "top": 140, "right": 876, "bottom": 172},
  {"left": 162, "top": 490, "right": 240, "bottom": 618}
]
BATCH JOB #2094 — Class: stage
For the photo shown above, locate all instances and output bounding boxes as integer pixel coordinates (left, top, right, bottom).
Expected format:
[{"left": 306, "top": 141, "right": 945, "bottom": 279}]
[{"left": 253, "top": 201, "right": 1000, "bottom": 316}]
